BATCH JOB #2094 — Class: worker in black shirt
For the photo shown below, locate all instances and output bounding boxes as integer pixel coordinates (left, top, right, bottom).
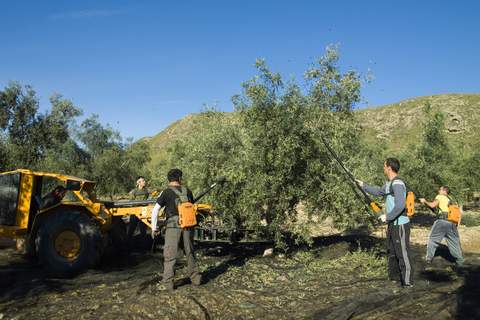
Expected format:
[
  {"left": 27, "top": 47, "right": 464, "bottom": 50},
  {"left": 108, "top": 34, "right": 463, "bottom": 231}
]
[
  {"left": 127, "top": 176, "right": 149, "bottom": 244},
  {"left": 151, "top": 169, "right": 201, "bottom": 291}
]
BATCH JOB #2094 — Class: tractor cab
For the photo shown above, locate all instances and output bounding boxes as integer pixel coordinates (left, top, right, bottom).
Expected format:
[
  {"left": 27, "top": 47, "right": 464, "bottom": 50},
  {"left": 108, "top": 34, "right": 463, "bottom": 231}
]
[{"left": 0, "top": 169, "right": 96, "bottom": 238}]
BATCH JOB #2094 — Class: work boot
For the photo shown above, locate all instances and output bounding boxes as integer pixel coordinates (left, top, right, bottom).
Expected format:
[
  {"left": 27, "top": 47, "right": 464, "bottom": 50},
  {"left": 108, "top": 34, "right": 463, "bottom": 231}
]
[{"left": 191, "top": 274, "right": 202, "bottom": 286}]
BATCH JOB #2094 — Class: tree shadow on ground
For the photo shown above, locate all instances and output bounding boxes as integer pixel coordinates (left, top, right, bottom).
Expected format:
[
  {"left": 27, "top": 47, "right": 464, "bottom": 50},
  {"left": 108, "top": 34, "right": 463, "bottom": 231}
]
[
  {"left": 0, "top": 245, "right": 160, "bottom": 304},
  {"left": 283, "top": 232, "right": 384, "bottom": 256},
  {"left": 433, "top": 244, "right": 457, "bottom": 263},
  {"left": 456, "top": 264, "right": 480, "bottom": 319},
  {"left": 0, "top": 250, "right": 67, "bottom": 302},
  {"left": 198, "top": 242, "right": 270, "bottom": 285}
]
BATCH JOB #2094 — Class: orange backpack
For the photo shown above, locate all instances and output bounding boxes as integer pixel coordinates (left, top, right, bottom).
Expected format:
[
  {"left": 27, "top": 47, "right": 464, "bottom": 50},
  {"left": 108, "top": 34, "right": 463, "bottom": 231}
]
[
  {"left": 170, "top": 186, "right": 197, "bottom": 228},
  {"left": 389, "top": 177, "right": 415, "bottom": 217},
  {"left": 447, "top": 197, "right": 462, "bottom": 225},
  {"left": 405, "top": 191, "right": 415, "bottom": 217}
]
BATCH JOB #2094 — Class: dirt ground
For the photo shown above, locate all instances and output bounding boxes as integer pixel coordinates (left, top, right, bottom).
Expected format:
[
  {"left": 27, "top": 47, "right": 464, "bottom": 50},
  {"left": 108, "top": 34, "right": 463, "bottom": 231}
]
[{"left": 1, "top": 220, "right": 479, "bottom": 319}]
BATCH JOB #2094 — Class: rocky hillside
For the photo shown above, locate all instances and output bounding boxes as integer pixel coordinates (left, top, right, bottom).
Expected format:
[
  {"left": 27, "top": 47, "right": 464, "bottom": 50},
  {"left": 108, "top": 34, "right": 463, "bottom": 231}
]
[
  {"left": 356, "top": 94, "right": 480, "bottom": 155},
  {"left": 143, "top": 94, "right": 480, "bottom": 171}
]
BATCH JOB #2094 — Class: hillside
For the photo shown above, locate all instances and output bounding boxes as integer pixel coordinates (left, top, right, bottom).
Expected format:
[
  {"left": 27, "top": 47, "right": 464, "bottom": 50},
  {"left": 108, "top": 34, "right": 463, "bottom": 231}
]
[
  {"left": 141, "top": 114, "right": 201, "bottom": 170},
  {"left": 141, "top": 112, "right": 234, "bottom": 173},
  {"left": 144, "top": 94, "right": 480, "bottom": 171},
  {"left": 356, "top": 93, "right": 480, "bottom": 155}
]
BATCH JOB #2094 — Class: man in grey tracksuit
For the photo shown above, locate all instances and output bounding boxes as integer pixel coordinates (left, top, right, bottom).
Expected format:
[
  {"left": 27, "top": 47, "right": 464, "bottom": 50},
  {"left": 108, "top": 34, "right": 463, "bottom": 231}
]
[{"left": 357, "top": 158, "right": 414, "bottom": 286}]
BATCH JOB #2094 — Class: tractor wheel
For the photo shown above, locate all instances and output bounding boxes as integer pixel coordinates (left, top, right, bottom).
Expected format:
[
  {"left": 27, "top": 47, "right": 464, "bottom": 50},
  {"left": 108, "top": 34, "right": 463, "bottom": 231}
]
[
  {"left": 36, "top": 210, "right": 103, "bottom": 276},
  {"left": 105, "top": 217, "right": 128, "bottom": 256}
]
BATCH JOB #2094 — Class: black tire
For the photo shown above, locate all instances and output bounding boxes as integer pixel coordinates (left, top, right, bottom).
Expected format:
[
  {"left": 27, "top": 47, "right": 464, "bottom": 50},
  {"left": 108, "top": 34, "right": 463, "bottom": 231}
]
[
  {"left": 105, "top": 217, "right": 128, "bottom": 256},
  {"left": 36, "top": 210, "right": 103, "bottom": 276},
  {"left": 23, "top": 236, "right": 37, "bottom": 262}
]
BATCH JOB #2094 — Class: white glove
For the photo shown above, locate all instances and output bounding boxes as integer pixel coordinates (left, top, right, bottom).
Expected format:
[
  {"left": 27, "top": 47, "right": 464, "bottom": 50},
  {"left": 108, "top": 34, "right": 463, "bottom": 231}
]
[
  {"left": 378, "top": 214, "right": 387, "bottom": 223},
  {"left": 151, "top": 228, "right": 160, "bottom": 239},
  {"left": 355, "top": 179, "right": 364, "bottom": 188}
]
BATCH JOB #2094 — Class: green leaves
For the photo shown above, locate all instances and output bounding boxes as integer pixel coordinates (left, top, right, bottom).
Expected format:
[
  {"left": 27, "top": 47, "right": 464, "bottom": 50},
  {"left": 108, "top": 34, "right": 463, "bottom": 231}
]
[
  {"left": 399, "top": 101, "right": 479, "bottom": 202},
  {"left": 402, "top": 102, "right": 454, "bottom": 198},
  {"left": 164, "top": 46, "right": 370, "bottom": 245},
  {"left": 0, "top": 82, "right": 150, "bottom": 197}
]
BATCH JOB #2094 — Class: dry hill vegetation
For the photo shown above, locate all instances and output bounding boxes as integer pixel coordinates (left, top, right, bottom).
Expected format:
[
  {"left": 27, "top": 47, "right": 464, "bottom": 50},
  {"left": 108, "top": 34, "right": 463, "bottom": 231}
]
[
  {"left": 145, "top": 93, "right": 480, "bottom": 173},
  {"left": 356, "top": 93, "right": 480, "bottom": 155}
]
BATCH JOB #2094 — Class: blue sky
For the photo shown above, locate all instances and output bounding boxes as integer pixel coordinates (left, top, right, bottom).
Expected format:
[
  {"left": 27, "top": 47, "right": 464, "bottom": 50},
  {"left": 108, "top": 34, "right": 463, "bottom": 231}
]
[{"left": 1, "top": 0, "right": 479, "bottom": 140}]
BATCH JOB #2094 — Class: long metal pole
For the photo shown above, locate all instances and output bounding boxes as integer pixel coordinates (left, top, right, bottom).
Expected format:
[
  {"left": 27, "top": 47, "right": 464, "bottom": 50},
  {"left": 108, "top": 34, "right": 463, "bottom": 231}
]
[{"left": 320, "top": 135, "right": 382, "bottom": 214}]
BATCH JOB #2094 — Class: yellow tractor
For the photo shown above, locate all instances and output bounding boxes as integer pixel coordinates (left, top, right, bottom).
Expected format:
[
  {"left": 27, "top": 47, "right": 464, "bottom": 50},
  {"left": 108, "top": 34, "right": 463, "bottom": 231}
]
[{"left": 0, "top": 169, "right": 216, "bottom": 275}]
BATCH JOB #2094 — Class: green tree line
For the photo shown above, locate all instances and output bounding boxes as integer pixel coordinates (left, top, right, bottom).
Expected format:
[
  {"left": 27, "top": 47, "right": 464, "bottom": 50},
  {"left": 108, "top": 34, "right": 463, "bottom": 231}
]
[{"left": 0, "top": 82, "right": 150, "bottom": 197}]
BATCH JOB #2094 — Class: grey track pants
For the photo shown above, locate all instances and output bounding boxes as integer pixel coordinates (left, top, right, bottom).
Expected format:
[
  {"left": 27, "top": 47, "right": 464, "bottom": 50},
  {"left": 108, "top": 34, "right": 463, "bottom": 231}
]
[
  {"left": 387, "top": 223, "right": 414, "bottom": 285},
  {"left": 163, "top": 216, "right": 199, "bottom": 284},
  {"left": 426, "top": 219, "right": 464, "bottom": 265}
]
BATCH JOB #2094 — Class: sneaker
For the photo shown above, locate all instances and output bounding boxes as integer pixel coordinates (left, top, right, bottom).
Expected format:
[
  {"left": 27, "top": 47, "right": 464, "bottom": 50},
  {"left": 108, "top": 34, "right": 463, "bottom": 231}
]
[
  {"left": 424, "top": 258, "right": 434, "bottom": 271},
  {"left": 191, "top": 274, "right": 202, "bottom": 286},
  {"left": 402, "top": 283, "right": 414, "bottom": 289}
]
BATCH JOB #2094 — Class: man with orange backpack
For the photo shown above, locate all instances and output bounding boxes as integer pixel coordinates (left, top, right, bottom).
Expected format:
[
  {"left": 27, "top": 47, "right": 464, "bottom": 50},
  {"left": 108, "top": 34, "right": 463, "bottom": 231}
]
[
  {"left": 356, "top": 158, "right": 414, "bottom": 287},
  {"left": 151, "top": 168, "right": 201, "bottom": 291},
  {"left": 420, "top": 186, "right": 464, "bottom": 267}
]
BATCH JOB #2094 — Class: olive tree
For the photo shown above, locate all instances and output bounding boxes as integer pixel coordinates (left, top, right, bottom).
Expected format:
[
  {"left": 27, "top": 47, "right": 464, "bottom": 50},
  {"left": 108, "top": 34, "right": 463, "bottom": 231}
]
[{"left": 166, "top": 46, "right": 373, "bottom": 245}]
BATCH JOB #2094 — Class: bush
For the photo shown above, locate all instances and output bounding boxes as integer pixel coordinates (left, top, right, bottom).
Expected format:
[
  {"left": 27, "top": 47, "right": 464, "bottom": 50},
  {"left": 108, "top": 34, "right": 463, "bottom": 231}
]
[
  {"left": 0, "top": 83, "right": 150, "bottom": 196},
  {"left": 461, "top": 211, "right": 480, "bottom": 227}
]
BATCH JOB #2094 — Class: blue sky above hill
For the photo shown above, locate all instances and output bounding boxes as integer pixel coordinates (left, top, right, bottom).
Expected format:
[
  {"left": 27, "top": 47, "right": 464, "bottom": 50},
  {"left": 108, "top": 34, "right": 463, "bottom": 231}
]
[{"left": 1, "top": 0, "right": 479, "bottom": 139}]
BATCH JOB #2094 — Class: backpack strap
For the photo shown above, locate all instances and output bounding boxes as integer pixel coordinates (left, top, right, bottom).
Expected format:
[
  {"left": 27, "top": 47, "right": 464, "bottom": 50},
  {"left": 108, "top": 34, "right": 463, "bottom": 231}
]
[
  {"left": 446, "top": 195, "right": 453, "bottom": 206},
  {"left": 386, "top": 176, "right": 408, "bottom": 223},
  {"left": 169, "top": 186, "right": 189, "bottom": 204},
  {"left": 386, "top": 176, "right": 404, "bottom": 195}
]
